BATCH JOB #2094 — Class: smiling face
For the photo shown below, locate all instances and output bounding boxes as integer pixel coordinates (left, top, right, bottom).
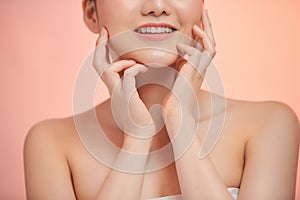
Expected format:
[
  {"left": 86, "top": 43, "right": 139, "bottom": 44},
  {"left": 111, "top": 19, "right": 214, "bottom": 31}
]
[{"left": 83, "top": 0, "right": 204, "bottom": 67}]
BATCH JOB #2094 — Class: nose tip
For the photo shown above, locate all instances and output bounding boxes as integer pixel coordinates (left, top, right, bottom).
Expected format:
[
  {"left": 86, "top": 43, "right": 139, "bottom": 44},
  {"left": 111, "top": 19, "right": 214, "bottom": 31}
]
[{"left": 141, "top": 0, "right": 170, "bottom": 17}]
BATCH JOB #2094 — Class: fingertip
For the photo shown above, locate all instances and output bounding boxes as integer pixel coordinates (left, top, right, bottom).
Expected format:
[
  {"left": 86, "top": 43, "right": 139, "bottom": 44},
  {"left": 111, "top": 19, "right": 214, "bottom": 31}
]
[
  {"left": 176, "top": 43, "right": 186, "bottom": 55},
  {"left": 202, "top": 10, "right": 212, "bottom": 28},
  {"left": 135, "top": 64, "right": 148, "bottom": 71},
  {"left": 202, "top": 10, "right": 209, "bottom": 24},
  {"left": 102, "top": 27, "right": 109, "bottom": 38},
  {"left": 177, "top": 42, "right": 184, "bottom": 49},
  {"left": 134, "top": 64, "right": 149, "bottom": 73},
  {"left": 95, "top": 35, "right": 100, "bottom": 46},
  {"left": 192, "top": 24, "right": 201, "bottom": 33},
  {"left": 192, "top": 25, "right": 205, "bottom": 37},
  {"left": 140, "top": 66, "right": 149, "bottom": 73},
  {"left": 192, "top": 24, "right": 199, "bottom": 30},
  {"left": 96, "top": 27, "right": 108, "bottom": 46},
  {"left": 100, "top": 27, "right": 106, "bottom": 36},
  {"left": 194, "top": 24, "right": 203, "bottom": 31},
  {"left": 127, "top": 59, "right": 137, "bottom": 64}
]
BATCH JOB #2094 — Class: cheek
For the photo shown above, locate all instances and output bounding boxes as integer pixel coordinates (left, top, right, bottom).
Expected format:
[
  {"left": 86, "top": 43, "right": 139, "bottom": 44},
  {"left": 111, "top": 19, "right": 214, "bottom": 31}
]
[
  {"left": 96, "top": 0, "right": 140, "bottom": 35},
  {"left": 175, "top": 0, "right": 203, "bottom": 35}
]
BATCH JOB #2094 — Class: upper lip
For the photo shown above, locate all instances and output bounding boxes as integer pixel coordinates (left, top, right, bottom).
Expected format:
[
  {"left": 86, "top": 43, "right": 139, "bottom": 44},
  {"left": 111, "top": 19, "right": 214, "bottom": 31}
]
[{"left": 135, "top": 22, "right": 178, "bottom": 30}]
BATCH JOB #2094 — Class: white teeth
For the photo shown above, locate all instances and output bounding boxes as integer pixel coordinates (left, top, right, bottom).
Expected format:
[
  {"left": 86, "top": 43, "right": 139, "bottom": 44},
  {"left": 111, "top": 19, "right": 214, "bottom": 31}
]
[
  {"left": 141, "top": 28, "right": 147, "bottom": 33},
  {"left": 150, "top": 27, "right": 155, "bottom": 33},
  {"left": 157, "top": 27, "right": 162, "bottom": 33},
  {"left": 135, "top": 27, "right": 175, "bottom": 34}
]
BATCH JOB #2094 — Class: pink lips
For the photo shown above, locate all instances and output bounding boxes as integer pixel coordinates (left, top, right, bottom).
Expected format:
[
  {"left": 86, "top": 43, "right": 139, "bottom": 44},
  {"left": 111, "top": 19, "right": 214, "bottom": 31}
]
[{"left": 134, "top": 22, "right": 177, "bottom": 41}]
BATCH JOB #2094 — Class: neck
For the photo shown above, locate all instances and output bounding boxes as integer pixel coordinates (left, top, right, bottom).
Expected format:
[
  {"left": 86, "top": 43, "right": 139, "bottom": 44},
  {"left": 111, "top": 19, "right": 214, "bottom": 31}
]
[
  {"left": 135, "top": 66, "right": 177, "bottom": 151},
  {"left": 136, "top": 66, "right": 177, "bottom": 104}
]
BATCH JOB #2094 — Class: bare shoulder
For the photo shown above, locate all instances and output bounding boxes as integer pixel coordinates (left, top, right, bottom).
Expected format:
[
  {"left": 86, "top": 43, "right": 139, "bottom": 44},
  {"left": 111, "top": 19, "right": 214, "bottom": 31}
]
[
  {"left": 206, "top": 89, "right": 300, "bottom": 139},
  {"left": 225, "top": 98, "right": 300, "bottom": 198},
  {"left": 227, "top": 99, "right": 300, "bottom": 139},
  {"left": 24, "top": 104, "right": 115, "bottom": 199},
  {"left": 24, "top": 117, "right": 75, "bottom": 153},
  {"left": 24, "top": 117, "right": 77, "bottom": 200}
]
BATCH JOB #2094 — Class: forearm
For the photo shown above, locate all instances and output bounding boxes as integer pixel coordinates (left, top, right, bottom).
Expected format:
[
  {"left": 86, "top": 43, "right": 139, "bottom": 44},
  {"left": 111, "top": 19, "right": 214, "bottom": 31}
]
[
  {"left": 95, "top": 137, "right": 152, "bottom": 200},
  {"left": 174, "top": 138, "right": 234, "bottom": 200}
]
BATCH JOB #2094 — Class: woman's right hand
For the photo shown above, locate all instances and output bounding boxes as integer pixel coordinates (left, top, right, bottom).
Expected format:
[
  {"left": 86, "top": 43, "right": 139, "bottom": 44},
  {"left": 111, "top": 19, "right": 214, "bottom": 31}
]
[{"left": 93, "top": 27, "right": 155, "bottom": 152}]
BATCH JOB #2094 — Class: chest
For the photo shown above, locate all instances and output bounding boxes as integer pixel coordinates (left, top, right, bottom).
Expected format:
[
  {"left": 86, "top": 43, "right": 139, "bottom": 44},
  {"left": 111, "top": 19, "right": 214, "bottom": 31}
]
[{"left": 67, "top": 130, "right": 245, "bottom": 200}]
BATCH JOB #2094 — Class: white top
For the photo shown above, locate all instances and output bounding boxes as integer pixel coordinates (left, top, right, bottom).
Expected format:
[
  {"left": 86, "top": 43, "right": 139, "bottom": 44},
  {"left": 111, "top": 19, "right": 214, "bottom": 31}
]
[{"left": 146, "top": 187, "right": 240, "bottom": 200}]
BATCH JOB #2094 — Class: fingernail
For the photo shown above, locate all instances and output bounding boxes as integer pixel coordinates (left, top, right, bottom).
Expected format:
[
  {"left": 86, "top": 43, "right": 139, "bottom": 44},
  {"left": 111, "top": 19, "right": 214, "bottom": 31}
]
[
  {"left": 176, "top": 43, "right": 185, "bottom": 56},
  {"left": 193, "top": 24, "right": 201, "bottom": 31},
  {"left": 100, "top": 27, "right": 105, "bottom": 35},
  {"left": 194, "top": 24, "right": 200, "bottom": 29}
]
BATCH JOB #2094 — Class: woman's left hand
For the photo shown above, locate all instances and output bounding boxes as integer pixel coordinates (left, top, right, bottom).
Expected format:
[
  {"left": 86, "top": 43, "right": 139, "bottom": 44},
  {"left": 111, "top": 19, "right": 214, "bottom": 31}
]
[{"left": 162, "top": 10, "right": 216, "bottom": 152}]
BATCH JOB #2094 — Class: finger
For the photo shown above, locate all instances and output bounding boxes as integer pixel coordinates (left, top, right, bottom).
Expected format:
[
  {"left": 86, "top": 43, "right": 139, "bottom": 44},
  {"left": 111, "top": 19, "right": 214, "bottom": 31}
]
[
  {"left": 177, "top": 43, "right": 203, "bottom": 75},
  {"left": 202, "top": 10, "right": 216, "bottom": 47},
  {"left": 96, "top": 27, "right": 108, "bottom": 47},
  {"left": 194, "top": 41, "right": 204, "bottom": 52},
  {"left": 192, "top": 25, "right": 216, "bottom": 58},
  {"left": 177, "top": 43, "right": 199, "bottom": 57},
  {"left": 122, "top": 64, "right": 148, "bottom": 95},
  {"left": 109, "top": 64, "right": 153, "bottom": 137},
  {"left": 93, "top": 28, "right": 110, "bottom": 75},
  {"left": 106, "top": 60, "right": 137, "bottom": 74},
  {"left": 171, "top": 65, "right": 201, "bottom": 113},
  {"left": 191, "top": 33, "right": 204, "bottom": 51},
  {"left": 198, "top": 50, "right": 213, "bottom": 74},
  {"left": 177, "top": 43, "right": 201, "bottom": 63},
  {"left": 122, "top": 65, "right": 153, "bottom": 127},
  {"left": 102, "top": 60, "right": 136, "bottom": 94}
]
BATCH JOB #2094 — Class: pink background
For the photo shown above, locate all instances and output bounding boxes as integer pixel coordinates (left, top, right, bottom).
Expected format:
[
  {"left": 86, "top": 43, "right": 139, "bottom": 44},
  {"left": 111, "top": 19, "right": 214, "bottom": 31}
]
[{"left": 1, "top": 0, "right": 299, "bottom": 199}]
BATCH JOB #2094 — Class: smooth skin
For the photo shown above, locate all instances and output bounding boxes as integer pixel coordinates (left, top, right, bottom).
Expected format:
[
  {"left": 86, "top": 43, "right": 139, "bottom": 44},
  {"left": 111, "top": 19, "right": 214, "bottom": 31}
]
[{"left": 24, "top": 0, "right": 300, "bottom": 199}]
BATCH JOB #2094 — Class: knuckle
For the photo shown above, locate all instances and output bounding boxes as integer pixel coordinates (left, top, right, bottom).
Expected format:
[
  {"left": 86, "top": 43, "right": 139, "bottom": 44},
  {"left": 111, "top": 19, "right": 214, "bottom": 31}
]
[
  {"left": 207, "top": 48, "right": 216, "bottom": 57},
  {"left": 211, "top": 49, "right": 217, "bottom": 56},
  {"left": 101, "top": 68, "right": 111, "bottom": 78},
  {"left": 123, "top": 67, "right": 136, "bottom": 77},
  {"left": 123, "top": 70, "right": 131, "bottom": 79},
  {"left": 213, "top": 42, "right": 216, "bottom": 47}
]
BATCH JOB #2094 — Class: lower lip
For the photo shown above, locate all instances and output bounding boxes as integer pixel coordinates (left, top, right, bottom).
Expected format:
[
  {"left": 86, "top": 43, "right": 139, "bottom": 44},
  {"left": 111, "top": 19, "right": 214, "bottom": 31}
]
[{"left": 134, "top": 31, "right": 176, "bottom": 41}]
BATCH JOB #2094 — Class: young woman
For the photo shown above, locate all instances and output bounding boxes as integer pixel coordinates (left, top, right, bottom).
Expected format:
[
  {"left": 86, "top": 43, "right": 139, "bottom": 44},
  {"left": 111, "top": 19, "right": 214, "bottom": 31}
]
[{"left": 24, "top": 0, "right": 300, "bottom": 199}]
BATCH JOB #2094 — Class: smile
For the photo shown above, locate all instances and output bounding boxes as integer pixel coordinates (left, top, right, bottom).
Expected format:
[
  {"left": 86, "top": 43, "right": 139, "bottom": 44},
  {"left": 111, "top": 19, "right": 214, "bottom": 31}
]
[
  {"left": 134, "top": 23, "right": 178, "bottom": 41},
  {"left": 135, "top": 27, "right": 176, "bottom": 34}
]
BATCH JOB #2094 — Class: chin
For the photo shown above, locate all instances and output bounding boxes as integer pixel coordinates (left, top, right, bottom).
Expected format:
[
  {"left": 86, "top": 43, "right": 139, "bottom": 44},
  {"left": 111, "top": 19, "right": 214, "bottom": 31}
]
[
  {"left": 120, "top": 49, "right": 179, "bottom": 68},
  {"left": 108, "top": 30, "right": 192, "bottom": 68}
]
